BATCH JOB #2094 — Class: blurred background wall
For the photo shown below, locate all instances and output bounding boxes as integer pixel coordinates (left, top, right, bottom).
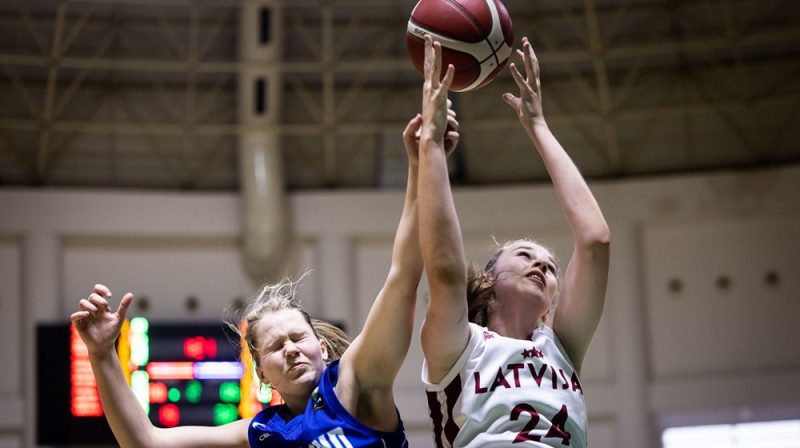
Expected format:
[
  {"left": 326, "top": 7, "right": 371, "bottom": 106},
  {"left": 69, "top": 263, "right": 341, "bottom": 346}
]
[
  {"left": 1, "top": 0, "right": 799, "bottom": 446},
  {"left": 1, "top": 164, "right": 799, "bottom": 447}
]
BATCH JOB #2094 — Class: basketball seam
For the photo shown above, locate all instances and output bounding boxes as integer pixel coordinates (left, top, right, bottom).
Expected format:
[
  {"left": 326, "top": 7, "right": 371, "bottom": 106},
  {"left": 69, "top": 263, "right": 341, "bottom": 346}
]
[{"left": 443, "top": 0, "right": 504, "bottom": 79}]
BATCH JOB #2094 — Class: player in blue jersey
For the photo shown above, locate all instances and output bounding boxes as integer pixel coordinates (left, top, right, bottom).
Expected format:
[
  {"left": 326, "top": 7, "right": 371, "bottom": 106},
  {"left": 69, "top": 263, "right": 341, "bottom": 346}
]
[
  {"left": 416, "top": 34, "right": 610, "bottom": 447},
  {"left": 70, "top": 105, "right": 461, "bottom": 448}
]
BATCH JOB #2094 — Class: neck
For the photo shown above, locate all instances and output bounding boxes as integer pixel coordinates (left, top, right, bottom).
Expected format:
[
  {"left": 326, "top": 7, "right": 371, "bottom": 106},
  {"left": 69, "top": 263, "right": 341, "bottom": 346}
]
[
  {"left": 278, "top": 402, "right": 305, "bottom": 421},
  {"left": 488, "top": 306, "right": 543, "bottom": 340},
  {"left": 489, "top": 319, "right": 536, "bottom": 340},
  {"left": 277, "top": 390, "right": 312, "bottom": 419}
]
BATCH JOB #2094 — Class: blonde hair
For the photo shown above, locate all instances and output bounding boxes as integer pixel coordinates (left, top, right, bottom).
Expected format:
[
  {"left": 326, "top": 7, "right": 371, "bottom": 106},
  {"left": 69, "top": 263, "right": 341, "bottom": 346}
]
[
  {"left": 311, "top": 319, "right": 349, "bottom": 361},
  {"left": 231, "top": 275, "right": 351, "bottom": 371}
]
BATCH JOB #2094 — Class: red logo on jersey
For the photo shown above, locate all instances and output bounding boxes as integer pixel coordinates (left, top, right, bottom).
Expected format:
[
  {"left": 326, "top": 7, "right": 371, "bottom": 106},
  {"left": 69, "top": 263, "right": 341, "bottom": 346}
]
[{"left": 521, "top": 346, "right": 543, "bottom": 359}]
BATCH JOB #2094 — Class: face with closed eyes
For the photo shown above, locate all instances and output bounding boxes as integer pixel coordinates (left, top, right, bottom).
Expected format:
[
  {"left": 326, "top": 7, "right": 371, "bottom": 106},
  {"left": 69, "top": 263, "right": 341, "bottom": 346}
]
[
  {"left": 489, "top": 241, "right": 559, "bottom": 319},
  {"left": 253, "top": 309, "right": 328, "bottom": 404}
]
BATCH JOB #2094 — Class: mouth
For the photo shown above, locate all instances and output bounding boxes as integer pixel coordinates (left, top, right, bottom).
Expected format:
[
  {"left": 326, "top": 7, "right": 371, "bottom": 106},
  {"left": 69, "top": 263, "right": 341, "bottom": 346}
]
[
  {"left": 526, "top": 271, "right": 545, "bottom": 287},
  {"left": 288, "top": 362, "right": 309, "bottom": 373}
]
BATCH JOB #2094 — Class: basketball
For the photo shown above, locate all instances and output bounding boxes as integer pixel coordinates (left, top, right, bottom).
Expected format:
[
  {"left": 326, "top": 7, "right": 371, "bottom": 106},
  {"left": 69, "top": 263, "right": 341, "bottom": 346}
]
[{"left": 406, "top": 0, "right": 513, "bottom": 92}]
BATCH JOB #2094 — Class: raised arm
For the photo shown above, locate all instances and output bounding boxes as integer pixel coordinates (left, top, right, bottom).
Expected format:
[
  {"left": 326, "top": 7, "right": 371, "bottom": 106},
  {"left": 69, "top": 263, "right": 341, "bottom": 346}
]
[
  {"left": 336, "top": 110, "right": 429, "bottom": 430},
  {"left": 503, "top": 37, "right": 611, "bottom": 372},
  {"left": 417, "top": 35, "right": 471, "bottom": 384},
  {"left": 71, "top": 284, "right": 249, "bottom": 448}
]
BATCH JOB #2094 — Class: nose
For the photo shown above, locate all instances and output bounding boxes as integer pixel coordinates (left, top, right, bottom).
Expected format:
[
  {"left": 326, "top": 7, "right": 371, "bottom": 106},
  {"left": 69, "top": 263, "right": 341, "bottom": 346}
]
[{"left": 283, "top": 341, "right": 299, "bottom": 358}]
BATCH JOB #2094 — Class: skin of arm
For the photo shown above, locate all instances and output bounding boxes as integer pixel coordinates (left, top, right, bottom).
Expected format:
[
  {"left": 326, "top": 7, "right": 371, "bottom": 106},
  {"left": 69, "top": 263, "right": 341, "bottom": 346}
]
[
  {"left": 333, "top": 112, "right": 428, "bottom": 431},
  {"left": 71, "top": 285, "right": 250, "bottom": 448},
  {"left": 502, "top": 37, "right": 611, "bottom": 373},
  {"left": 417, "top": 35, "right": 472, "bottom": 385}
]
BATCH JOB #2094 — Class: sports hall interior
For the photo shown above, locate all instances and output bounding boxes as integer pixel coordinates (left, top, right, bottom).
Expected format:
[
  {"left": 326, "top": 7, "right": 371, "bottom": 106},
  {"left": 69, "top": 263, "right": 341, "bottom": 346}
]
[{"left": 0, "top": 1, "right": 798, "bottom": 447}]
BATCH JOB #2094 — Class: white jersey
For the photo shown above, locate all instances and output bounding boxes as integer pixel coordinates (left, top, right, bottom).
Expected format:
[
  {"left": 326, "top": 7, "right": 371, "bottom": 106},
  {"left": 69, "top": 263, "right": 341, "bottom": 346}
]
[{"left": 422, "top": 323, "right": 587, "bottom": 448}]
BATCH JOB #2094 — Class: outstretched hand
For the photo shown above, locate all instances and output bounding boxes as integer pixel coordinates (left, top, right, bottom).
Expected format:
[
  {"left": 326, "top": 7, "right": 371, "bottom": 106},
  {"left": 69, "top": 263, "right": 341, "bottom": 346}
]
[
  {"left": 421, "top": 35, "right": 456, "bottom": 148},
  {"left": 403, "top": 114, "right": 423, "bottom": 166},
  {"left": 503, "top": 37, "right": 546, "bottom": 129},
  {"left": 71, "top": 284, "right": 133, "bottom": 356},
  {"left": 403, "top": 105, "right": 460, "bottom": 163},
  {"left": 443, "top": 100, "right": 460, "bottom": 156}
]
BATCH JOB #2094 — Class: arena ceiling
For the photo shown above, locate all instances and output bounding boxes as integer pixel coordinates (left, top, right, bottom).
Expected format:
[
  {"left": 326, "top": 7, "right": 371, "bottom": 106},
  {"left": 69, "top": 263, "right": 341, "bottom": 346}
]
[{"left": 0, "top": 0, "right": 798, "bottom": 192}]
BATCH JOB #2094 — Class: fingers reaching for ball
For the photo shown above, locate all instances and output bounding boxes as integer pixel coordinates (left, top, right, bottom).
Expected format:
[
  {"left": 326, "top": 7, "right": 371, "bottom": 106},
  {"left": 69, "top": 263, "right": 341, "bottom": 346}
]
[
  {"left": 423, "top": 35, "right": 454, "bottom": 92},
  {"left": 444, "top": 112, "right": 460, "bottom": 156},
  {"left": 503, "top": 36, "right": 546, "bottom": 128},
  {"left": 421, "top": 34, "right": 456, "bottom": 148},
  {"left": 403, "top": 113, "right": 423, "bottom": 162}
]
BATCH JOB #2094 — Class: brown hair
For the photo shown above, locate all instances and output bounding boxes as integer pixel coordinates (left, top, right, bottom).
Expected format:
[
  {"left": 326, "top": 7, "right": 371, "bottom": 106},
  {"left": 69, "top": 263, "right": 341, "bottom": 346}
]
[{"left": 466, "top": 262, "right": 494, "bottom": 326}]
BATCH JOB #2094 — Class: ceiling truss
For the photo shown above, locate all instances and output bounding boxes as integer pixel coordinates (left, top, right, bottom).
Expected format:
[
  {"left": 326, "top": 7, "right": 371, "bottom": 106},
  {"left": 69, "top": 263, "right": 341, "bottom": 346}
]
[{"left": 0, "top": 0, "right": 797, "bottom": 190}]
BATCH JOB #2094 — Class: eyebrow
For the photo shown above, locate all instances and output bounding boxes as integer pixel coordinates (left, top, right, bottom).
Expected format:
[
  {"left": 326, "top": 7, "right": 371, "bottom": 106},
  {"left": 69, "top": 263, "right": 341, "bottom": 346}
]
[{"left": 514, "top": 246, "right": 557, "bottom": 267}]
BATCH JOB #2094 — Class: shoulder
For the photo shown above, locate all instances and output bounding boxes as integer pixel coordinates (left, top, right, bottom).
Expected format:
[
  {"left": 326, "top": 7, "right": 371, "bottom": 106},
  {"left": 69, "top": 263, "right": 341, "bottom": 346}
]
[
  {"left": 423, "top": 324, "right": 487, "bottom": 388},
  {"left": 536, "top": 326, "right": 579, "bottom": 371},
  {"left": 318, "top": 360, "right": 339, "bottom": 395},
  {"left": 250, "top": 403, "right": 287, "bottom": 428},
  {"left": 319, "top": 359, "right": 358, "bottom": 417}
]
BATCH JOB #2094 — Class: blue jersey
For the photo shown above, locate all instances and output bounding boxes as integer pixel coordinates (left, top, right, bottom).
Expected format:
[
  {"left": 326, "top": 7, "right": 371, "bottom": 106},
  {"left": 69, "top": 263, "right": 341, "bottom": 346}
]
[{"left": 248, "top": 360, "right": 408, "bottom": 448}]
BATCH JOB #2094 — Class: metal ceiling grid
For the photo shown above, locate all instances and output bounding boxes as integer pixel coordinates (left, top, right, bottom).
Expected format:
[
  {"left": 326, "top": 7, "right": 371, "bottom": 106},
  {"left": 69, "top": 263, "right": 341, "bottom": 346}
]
[{"left": 0, "top": 0, "right": 798, "bottom": 191}]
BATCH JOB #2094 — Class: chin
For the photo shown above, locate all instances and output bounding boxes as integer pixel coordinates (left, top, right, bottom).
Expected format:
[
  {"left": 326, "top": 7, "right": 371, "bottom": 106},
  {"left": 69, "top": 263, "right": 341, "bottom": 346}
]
[{"left": 293, "top": 369, "right": 322, "bottom": 386}]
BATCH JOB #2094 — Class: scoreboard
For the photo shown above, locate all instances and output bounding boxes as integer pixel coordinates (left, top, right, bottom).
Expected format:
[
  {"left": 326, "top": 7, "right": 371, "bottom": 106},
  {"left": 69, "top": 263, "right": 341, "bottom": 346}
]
[{"left": 38, "top": 318, "right": 280, "bottom": 445}]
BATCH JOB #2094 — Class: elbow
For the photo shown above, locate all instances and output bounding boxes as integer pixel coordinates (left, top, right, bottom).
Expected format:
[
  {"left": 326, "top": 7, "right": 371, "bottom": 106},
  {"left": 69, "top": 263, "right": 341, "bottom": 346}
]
[
  {"left": 427, "top": 260, "right": 467, "bottom": 288},
  {"left": 386, "top": 262, "right": 424, "bottom": 289},
  {"left": 589, "top": 215, "right": 611, "bottom": 246},
  {"left": 580, "top": 224, "right": 611, "bottom": 254},
  {"left": 594, "top": 224, "right": 611, "bottom": 246},
  {"left": 421, "top": 242, "right": 467, "bottom": 288},
  {"left": 589, "top": 226, "right": 611, "bottom": 260}
]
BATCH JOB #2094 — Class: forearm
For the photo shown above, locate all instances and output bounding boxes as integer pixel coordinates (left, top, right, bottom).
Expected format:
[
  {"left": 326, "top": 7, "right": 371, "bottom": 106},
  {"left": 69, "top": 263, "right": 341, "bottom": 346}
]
[
  {"left": 418, "top": 138, "right": 467, "bottom": 288},
  {"left": 373, "top": 163, "right": 424, "bottom": 362},
  {"left": 350, "top": 162, "right": 423, "bottom": 384},
  {"left": 89, "top": 348, "right": 157, "bottom": 448},
  {"left": 526, "top": 122, "right": 609, "bottom": 245},
  {"left": 389, "top": 164, "right": 424, "bottom": 290}
]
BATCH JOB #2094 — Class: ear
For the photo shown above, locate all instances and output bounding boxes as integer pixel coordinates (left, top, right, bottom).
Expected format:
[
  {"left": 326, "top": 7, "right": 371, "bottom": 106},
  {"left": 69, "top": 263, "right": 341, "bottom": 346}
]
[
  {"left": 480, "top": 272, "right": 493, "bottom": 288},
  {"left": 320, "top": 338, "right": 329, "bottom": 361},
  {"left": 256, "top": 366, "right": 269, "bottom": 385}
]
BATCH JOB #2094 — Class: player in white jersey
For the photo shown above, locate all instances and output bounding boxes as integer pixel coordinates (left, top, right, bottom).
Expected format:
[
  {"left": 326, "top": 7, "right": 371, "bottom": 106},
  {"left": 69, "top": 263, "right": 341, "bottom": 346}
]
[
  {"left": 416, "top": 34, "right": 610, "bottom": 447},
  {"left": 424, "top": 324, "right": 587, "bottom": 447}
]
